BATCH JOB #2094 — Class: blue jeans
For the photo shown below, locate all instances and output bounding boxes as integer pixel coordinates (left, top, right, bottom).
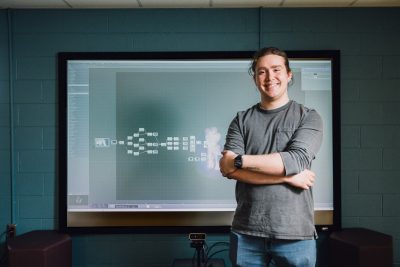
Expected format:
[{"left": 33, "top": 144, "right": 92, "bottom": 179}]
[{"left": 230, "top": 231, "right": 316, "bottom": 267}]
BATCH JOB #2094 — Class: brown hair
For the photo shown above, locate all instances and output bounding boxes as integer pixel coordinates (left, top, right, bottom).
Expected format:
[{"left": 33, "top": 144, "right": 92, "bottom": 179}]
[{"left": 249, "top": 47, "right": 292, "bottom": 77}]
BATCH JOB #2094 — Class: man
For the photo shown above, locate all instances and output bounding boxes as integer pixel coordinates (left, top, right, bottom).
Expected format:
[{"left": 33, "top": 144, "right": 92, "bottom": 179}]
[{"left": 219, "top": 47, "right": 323, "bottom": 267}]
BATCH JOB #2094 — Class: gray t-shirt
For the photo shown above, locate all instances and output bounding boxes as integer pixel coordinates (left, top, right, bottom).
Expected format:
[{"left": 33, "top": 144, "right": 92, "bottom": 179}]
[{"left": 224, "top": 100, "right": 323, "bottom": 240}]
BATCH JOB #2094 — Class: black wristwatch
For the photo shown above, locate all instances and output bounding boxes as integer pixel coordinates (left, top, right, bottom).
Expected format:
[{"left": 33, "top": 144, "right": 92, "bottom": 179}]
[{"left": 234, "top": 155, "right": 243, "bottom": 169}]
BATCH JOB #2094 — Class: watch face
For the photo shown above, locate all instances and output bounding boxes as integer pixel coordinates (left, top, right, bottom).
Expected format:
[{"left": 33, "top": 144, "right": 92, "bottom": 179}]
[{"left": 234, "top": 155, "right": 242, "bottom": 168}]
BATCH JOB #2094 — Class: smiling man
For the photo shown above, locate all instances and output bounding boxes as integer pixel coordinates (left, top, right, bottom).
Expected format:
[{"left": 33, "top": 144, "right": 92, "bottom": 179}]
[{"left": 219, "top": 47, "right": 323, "bottom": 267}]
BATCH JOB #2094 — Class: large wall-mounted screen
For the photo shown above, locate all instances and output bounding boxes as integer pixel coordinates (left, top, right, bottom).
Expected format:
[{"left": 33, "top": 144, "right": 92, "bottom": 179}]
[{"left": 58, "top": 51, "right": 340, "bottom": 233}]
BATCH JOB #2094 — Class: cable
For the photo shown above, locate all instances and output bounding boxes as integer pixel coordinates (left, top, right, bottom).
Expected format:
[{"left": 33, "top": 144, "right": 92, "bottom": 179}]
[
  {"left": 206, "top": 241, "right": 229, "bottom": 254},
  {"left": 191, "top": 240, "right": 207, "bottom": 267},
  {"left": 199, "top": 241, "right": 229, "bottom": 267},
  {"left": 204, "top": 248, "right": 229, "bottom": 267},
  {"left": 207, "top": 248, "right": 229, "bottom": 260},
  {"left": 190, "top": 240, "right": 229, "bottom": 267}
]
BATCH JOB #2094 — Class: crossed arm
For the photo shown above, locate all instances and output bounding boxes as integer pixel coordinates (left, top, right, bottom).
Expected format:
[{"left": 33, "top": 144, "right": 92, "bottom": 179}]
[
  {"left": 220, "top": 107, "right": 323, "bottom": 190},
  {"left": 219, "top": 150, "right": 316, "bottom": 190}
]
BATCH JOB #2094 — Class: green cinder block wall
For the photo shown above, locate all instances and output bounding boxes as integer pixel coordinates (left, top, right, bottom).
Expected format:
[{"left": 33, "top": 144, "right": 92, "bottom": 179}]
[
  {"left": 0, "top": 8, "right": 11, "bottom": 263},
  {"left": 1, "top": 7, "right": 400, "bottom": 267}
]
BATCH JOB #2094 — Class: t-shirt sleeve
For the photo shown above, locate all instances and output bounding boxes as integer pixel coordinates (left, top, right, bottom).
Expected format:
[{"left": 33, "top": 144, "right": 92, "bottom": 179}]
[
  {"left": 279, "top": 109, "right": 323, "bottom": 176},
  {"left": 223, "top": 114, "right": 245, "bottom": 155}
]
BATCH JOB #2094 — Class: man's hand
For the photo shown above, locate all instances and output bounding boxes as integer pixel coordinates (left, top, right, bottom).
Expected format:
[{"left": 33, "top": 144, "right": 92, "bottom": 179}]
[
  {"left": 284, "top": 169, "right": 316, "bottom": 190},
  {"left": 219, "top": 150, "right": 238, "bottom": 177}
]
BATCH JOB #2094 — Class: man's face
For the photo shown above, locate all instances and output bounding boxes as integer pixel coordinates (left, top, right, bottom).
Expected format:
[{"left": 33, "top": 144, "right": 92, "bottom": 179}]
[{"left": 254, "top": 54, "right": 292, "bottom": 104}]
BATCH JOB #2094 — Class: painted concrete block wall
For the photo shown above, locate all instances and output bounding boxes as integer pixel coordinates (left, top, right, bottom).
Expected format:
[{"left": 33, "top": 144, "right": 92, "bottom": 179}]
[
  {"left": 1, "top": 7, "right": 400, "bottom": 267},
  {"left": 0, "top": 10, "right": 11, "bottom": 257}
]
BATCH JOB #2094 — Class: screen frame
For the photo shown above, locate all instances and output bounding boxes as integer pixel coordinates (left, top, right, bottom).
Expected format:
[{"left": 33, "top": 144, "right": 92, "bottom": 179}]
[{"left": 58, "top": 50, "right": 341, "bottom": 234}]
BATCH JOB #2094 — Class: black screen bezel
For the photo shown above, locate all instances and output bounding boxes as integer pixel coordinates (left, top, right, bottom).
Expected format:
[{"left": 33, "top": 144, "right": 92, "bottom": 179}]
[{"left": 57, "top": 50, "right": 341, "bottom": 234}]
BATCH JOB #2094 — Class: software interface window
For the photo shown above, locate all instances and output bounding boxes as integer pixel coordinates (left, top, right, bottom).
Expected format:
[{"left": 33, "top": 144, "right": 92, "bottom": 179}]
[{"left": 66, "top": 59, "right": 333, "bottom": 219}]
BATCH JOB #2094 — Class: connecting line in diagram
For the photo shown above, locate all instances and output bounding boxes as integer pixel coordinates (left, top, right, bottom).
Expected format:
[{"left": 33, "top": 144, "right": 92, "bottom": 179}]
[{"left": 94, "top": 127, "right": 221, "bottom": 170}]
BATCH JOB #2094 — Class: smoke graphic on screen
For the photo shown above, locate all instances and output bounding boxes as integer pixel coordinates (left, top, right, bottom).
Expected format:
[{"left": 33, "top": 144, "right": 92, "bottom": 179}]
[{"left": 205, "top": 127, "right": 221, "bottom": 171}]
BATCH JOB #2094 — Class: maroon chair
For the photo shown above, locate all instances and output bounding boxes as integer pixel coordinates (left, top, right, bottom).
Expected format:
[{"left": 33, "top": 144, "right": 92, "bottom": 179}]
[
  {"left": 7, "top": 230, "right": 71, "bottom": 267},
  {"left": 329, "top": 228, "right": 393, "bottom": 267}
]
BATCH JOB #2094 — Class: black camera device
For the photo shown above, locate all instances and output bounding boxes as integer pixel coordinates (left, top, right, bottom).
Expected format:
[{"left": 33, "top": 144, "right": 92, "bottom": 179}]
[{"left": 189, "top": 233, "right": 206, "bottom": 241}]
